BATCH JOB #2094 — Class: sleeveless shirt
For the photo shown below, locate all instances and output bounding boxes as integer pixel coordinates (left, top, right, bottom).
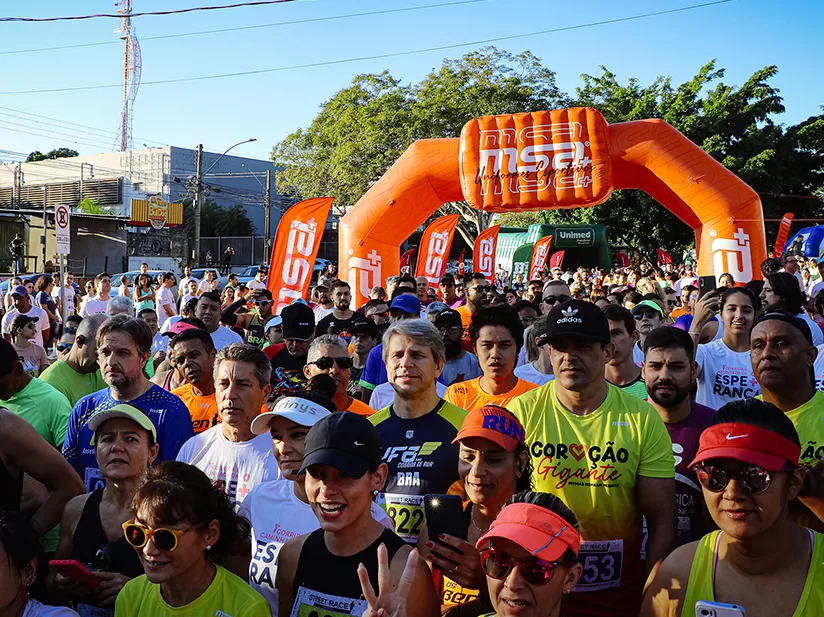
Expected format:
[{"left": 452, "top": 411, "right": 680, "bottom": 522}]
[
  {"left": 683, "top": 530, "right": 824, "bottom": 616},
  {"left": 290, "top": 528, "right": 407, "bottom": 617}
]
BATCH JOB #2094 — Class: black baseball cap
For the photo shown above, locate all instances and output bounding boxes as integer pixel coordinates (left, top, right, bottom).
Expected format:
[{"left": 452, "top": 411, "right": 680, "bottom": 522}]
[
  {"left": 752, "top": 311, "right": 813, "bottom": 345},
  {"left": 434, "top": 308, "right": 462, "bottom": 327},
  {"left": 299, "top": 412, "right": 382, "bottom": 478},
  {"left": 350, "top": 319, "right": 379, "bottom": 339},
  {"left": 543, "top": 300, "right": 610, "bottom": 346},
  {"left": 281, "top": 302, "right": 315, "bottom": 341}
]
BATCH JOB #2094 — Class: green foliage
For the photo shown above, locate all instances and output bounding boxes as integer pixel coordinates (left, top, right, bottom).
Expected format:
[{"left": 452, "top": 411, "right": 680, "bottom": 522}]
[
  {"left": 25, "top": 148, "right": 79, "bottom": 162},
  {"left": 77, "top": 198, "right": 107, "bottom": 215},
  {"left": 182, "top": 197, "right": 254, "bottom": 237}
]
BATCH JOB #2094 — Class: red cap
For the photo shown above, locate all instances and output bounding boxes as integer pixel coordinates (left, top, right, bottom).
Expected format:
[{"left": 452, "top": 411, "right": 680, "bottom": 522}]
[
  {"left": 452, "top": 405, "right": 525, "bottom": 453},
  {"left": 476, "top": 502, "right": 580, "bottom": 561},
  {"left": 162, "top": 320, "right": 200, "bottom": 336},
  {"left": 689, "top": 422, "right": 801, "bottom": 470}
]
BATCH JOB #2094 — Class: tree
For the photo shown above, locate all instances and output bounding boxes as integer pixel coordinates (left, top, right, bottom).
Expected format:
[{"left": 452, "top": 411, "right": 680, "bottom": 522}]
[
  {"left": 272, "top": 47, "right": 569, "bottom": 245},
  {"left": 182, "top": 198, "right": 254, "bottom": 237},
  {"left": 25, "top": 148, "right": 79, "bottom": 162},
  {"left": 77, "top": 198, "right": 108, "bottom": 215}
]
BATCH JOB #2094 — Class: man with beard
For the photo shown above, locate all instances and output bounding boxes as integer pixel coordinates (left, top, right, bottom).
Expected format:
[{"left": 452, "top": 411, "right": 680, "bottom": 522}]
[
  {"left": 314, "top": 280, "right": 368, "bottom": 340},
  {"left": 439, "top": 274, "right": 464, "bottom": 308},
  {"left": 603, "top": 305, "right": 648, "bottom": 400},
  {"left": 270, "top": 302, "right": 315, "bottom": 398},
  {"left": 761, "top": 271, "right": 824, "bottom": 345},
  {"left": 642, "top": 326, "right": 714, "bottom": 547},
  {"left": 455, "top": 272, "right": 493, "bottom": 351},
  {"left": 434, "top": 308, "right": 481, "bottom": 386},
  {"left": 303, "top": 334, "right": 373, "bottom": 415},
  {"left": 312, "top": 282, "right": 333, "bottom": 322},
  {"left": 169, "top": 328, "right": 220, "bottom": 434},
  {"left": 629, "top": 299, "right": 665, "bottom": 367},
  {"left": 62, "top": 315, "right": 193, "bottom": 491},
  {"left": 523, "top": 278, "right": 544, "bottom": 303}
]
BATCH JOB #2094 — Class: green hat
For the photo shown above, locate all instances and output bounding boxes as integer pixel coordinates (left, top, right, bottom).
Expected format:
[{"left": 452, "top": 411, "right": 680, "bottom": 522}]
[
  {"left": 88, "top": 404, "right": 156, "bottom": 444},
  {"left": 630, "top": 299, "right": 664, "bottom": 318}
]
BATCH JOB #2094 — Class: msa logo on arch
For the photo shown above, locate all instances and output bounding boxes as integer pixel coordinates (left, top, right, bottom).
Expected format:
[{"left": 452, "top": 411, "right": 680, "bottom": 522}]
[
  {"left": 347, "top": 250, "right": 383, "bottom": 300},
  {"left": 711, "top": 228, "right": 753, "bottom": 283}
]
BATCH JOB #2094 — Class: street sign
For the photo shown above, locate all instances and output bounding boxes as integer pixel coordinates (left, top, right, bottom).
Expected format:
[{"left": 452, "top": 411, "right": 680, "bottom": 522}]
[{"left": 55, "top": 203, "right": 71, "bottom": 254}]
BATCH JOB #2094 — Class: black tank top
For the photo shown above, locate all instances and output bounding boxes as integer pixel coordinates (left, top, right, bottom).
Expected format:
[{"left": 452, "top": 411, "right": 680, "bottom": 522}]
[
  {"left": 245, "top": 315, "right": 266, "bottom": 349},
  {"left": 292, "top": 528, "right": 407, "bottom": 616},
  {"left": 0, "top": 454, "right": 22, "bottom": 511},
  {"left": 71, "top": 489, "right": 144, "bottom": 577}
]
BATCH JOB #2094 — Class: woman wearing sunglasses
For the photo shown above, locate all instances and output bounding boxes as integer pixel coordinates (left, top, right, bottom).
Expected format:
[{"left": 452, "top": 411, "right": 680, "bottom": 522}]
[
  {"left": 47, "top": 405, "right": 158, "bottom": 614},
  {"left": 115, "top": 461, "right": 270, "bottom": 616},
  {"left": 276, "top": 411, "right": 439, "bottom": 617},
  {"left": 418, "top": 405, "right": 532, "bottom": 616},
  {"left": 641, "top": 398, "right": 824, "bottom": 617}
]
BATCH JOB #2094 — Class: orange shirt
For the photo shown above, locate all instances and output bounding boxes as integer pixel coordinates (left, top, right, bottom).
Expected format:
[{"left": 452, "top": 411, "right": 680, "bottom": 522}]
[
  {"left": 172, "top": 383, "right": 221, "bottom": 434},
  {"left": 669, "top": 306, "right": 688, "bottom": 319},
  {"left": 456, "top": 305, "right": 473, "bottom": 352},
  {"left": 444, "top": 376, "right": 537, "bottom": 411},
  {"left": 346, "top": 397, "right": 375, "bottom": 416}
]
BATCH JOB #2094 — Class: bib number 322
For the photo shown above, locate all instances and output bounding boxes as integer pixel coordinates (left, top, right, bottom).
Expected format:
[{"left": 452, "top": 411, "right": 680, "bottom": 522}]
[{"left": 573, "top": 539, "right": 623, "bottom": 592}]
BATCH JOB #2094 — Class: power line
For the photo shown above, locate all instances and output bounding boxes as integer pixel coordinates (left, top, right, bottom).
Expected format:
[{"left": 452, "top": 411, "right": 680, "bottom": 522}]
[
  {"left": 0, "top": 0, "right": 735, "bottom": 95},
  {"left": 0, "top": 0, "right": 488, "bottom": 56},
  {"left": 0, "top": 111, "right": 129, "bottom": 143},
  {"left": 0, "top": 0, "right": 297, "bottom": 22},
  {"left": 0, "top": 125, "right": 119, "bottom": 150}
]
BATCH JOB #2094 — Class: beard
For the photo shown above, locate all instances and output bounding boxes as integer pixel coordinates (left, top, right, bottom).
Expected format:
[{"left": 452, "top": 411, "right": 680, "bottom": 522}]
[
  {"left": 336, "top": 300, "right": 350, "bottom": 311},
  {"left": 443, "top": 337, "right": 463, "bottom": 360},
  {"left": 649, "top": 380, "right": 692, "bottom": 408}
]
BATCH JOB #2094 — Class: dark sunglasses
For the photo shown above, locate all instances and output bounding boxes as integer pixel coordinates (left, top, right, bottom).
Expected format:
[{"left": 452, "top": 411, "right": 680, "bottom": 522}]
[
  {"left": 122, "top": 520, "right": 208, "bottom": 552},
  {"left": 57, "top": 343, "right": 73, "bottom": 352},
  {"left": 542, "top": 294, "right": 571, "bottom": 305},
  {"left": 309, "top": 356, "right": 353, "bottom": 370},
  {"left": 479, "top": 549, "right": 568, "bottom": 586},
  {"left": 472, "top": 285, "right": 494, "bottom": 293},
  {"left": 368, "top": 311, "right": 390, "bottom": 318},
  {"left": 693, "top": 462, "right": 775, "bottom": 494},
  {"left": 633, "top": 311, "right": 659, "bottom": 320},
  {"left": 254, "top": 300, "right": 273, "bottom": 306}
]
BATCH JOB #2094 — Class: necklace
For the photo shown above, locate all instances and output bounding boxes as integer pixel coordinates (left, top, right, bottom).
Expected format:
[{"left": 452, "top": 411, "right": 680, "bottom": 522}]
[{"left": 470, "top": 507, "right": 490, "bottom": 535}]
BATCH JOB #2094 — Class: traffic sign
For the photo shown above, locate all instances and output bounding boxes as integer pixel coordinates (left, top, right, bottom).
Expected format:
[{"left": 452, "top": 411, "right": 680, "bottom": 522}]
[{"left": 55, "top": 203, "right": 71, "bottom": 254}]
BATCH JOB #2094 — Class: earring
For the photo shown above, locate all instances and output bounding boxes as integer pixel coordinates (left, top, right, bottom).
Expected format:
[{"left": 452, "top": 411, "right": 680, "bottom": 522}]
[
  {"left": 371, "top": 489, "right": 379, "bottom": 498},
  {"left": 206, "top": 545, "right": 212, "bottom": 550}
]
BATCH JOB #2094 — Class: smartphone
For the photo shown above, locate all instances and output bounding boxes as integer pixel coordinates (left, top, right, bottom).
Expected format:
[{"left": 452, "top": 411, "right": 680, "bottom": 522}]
[
  {"left": 424, "top": 494, "right": 466, "bottom": 546},
  {"left": 49, "top": 560, "right": 100, "bottom": 588},
  {"left": 698, "top": 276, "right": 717, "bottom": 298},
  {"left": 695, "top": 600, "right": 746, "bottom": 617}
]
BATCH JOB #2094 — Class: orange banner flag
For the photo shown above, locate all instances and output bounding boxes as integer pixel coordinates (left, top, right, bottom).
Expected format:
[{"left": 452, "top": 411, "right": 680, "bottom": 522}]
[
  {"left": 473, "top": 225, "right": 500, "bottom": 281},
  {"left": 266, "top": 197, "right": 334, "bottom": 314},
  {"left": 415, "top": 214, "right": 461, "bottom": 285},
  {"left": 772, "top": 212, "right": 794, "bottom": 258},
  {"left": 529, "top": 235, "right": 553, "bottom": 280}
]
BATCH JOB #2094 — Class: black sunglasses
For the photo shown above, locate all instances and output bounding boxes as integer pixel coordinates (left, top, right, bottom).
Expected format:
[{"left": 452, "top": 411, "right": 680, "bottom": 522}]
[
  {"left": 542, "top": 294, "right": 571, "bottom": 304},
  {"left": 693, "top": 462, "right": 776, "bottom": 494},
  {"left": 309, "top": 356, "right": 353, "bottom": 370}
]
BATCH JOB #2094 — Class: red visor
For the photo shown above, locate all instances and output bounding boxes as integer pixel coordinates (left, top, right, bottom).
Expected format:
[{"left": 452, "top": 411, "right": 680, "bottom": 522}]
[
  {"left": 689, "top": 422, "right": 801, "bottom": 470},
  {"left": 476, "top": 502, "right": 580, "bottom": 561}
]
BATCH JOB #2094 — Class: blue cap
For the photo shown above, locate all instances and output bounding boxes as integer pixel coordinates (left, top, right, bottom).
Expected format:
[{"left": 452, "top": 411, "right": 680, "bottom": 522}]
[
  {"left": 817, "top": 257, "right": 824, "bottom": 266},
  {"left": 11, "top": 285, "right": 28, "bottom": 297},
  {"left": 390, "top": 294, "right": 421, "bottom": 315}
]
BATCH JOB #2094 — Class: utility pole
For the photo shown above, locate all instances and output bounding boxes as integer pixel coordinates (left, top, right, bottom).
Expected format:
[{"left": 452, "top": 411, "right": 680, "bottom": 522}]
[
  {"left": 41, "top": 186, "right": 48, "bottom": 271},
  {"left": 263, "top": 169, "right": 271, "bottom": 265},
  {"left": 193, "top": 144, "right": 203, "bottom": 266}
]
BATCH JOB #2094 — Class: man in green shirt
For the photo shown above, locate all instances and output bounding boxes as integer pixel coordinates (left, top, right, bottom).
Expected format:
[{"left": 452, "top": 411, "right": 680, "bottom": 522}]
[
  {"left": 603, "top": 304, "right": 649, "bottom": 400},
  {"left": 40, "top": 314, "right": 107, "bottom": 406}
]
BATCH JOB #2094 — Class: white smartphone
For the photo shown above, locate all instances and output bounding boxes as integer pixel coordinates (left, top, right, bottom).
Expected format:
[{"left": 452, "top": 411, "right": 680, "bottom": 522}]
[{"left": 695, "top": 600, "right": 746, "bottom": 617}]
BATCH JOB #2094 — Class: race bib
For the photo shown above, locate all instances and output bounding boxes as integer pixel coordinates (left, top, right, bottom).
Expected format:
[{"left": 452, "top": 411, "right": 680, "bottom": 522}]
[
  {"left": 77, "top": 603, "right": 113, "bottom": 617},
  {"left": 289, "top": 586, "right": 368, "bottom": 617},
  {"left": 84, "top": 467, "right": 106, "bottom": 492},
  {"left": 573, "top": 539, "right": 623, "bottom": 592},
  {"left": 377, "top": 493, "right": 425, "bottom": 543},
  {"left": 442, "top": 576, "right": 480, "bottom": 606}
]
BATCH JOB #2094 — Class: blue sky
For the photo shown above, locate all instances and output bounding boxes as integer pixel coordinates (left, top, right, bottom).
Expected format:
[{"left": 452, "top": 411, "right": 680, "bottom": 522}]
[{"left": 0, "top": 0, "right": 821, "bottom": 162}]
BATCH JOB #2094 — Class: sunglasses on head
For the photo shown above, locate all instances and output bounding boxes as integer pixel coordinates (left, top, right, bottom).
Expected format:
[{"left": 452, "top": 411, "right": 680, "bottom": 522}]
[
  {"left": 693, "top": 461, "right": 779, "bottom": 494},
  {"left": 479, "top": 549, "right": 568, "bottom": 586},
  {"left": 543, "top": 294, "right": 571, "bottom": 305},
  {"left": 122, "top": 520, "right": 208, "bottom": 552},
  {"left": 309, "top": 356, "right": 353, "bottom": 370}
]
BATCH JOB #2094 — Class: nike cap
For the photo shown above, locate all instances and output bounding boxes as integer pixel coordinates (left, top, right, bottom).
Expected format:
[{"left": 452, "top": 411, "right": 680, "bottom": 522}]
[
  {"left": 542, "top": 299, "right": 610, "bottom": 346},
  {"left": 299, "top": 412, "right": 382, "bottom": 479}
]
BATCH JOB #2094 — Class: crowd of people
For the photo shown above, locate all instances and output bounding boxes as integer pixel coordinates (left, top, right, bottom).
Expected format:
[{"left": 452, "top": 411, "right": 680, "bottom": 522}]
[{"left": 1, "top": 252, "right": 823, "bottom": 617}]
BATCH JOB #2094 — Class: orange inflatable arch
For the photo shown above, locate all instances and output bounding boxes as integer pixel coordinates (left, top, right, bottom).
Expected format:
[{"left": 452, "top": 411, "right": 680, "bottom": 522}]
[{"left": 340, "top": 107, "right": 766, "bottom": 306}]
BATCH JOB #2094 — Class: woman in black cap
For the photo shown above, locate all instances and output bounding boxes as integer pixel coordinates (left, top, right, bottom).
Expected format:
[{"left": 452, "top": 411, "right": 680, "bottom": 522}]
[{"left": 276, "top": 412, "right": 439, "bottom": 617}]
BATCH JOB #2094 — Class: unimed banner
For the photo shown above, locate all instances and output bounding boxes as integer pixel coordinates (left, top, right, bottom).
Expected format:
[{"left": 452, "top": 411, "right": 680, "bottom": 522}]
[
  {"left": 266, "top": 197, "right": 334, "bottom": 314},
  {"left": 473, "top": 225, "right": 500, "bottom": 281},
  {"left": 415, "top": 214, "right": 461, "bottom": 284},
  {"left": 529, "top": 235, "right": 553, "bottom": 280},
  {"left": 772, "top": 213, "right": 795, "bottom": 258}
]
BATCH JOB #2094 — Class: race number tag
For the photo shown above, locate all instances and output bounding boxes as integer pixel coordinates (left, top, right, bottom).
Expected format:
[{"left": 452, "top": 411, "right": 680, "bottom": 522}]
[
  {"left": 573, "top": 539, "right": 623, "bottom": 592},
  {"left": 77, "top": 603, "right": 113, "bottom": 617},
  {"left": 84, "top": 467, "right": 106, "bottom": 492},
  {"left": 289, "top": 586, "right": 368, "bottom": 617},
  {"left": 377, "top": 493, "right": 425, "bottom": 543}
]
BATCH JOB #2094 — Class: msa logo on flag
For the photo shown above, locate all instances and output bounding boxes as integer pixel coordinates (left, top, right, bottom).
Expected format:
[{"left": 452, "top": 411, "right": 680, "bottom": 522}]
[
  {"left": 275, "top": 218, "right": 318, "bottom": 310},
  {"left": 477, "top": 123, "right": 593, "bottom": 196},
  {"left": 711, "top": 228, "right": 753, "bottom": 283},
  {"left": 477, "top": 236, "right": 495, "bottom": 278},
  {"left": 422, "top": 231, "right": 451, "bottom": 284},
  {"left": 348, "top": 250, "right": 382, "bottom": 300},
  {"left": 531, "top": 244, "right": 549, "bottom": 279}
]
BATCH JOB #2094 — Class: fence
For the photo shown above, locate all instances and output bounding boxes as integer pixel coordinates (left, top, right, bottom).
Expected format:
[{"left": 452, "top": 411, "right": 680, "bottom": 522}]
[{"left": 200, "top": 234, "right": 338, "bottom": 267}]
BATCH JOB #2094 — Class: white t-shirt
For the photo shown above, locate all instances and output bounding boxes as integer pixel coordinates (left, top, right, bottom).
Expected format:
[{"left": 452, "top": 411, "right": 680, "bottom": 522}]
[
  {"left": 799, "top": 311, "right": 824, "bottom": 346},
  {"left": 675, "top": 276, "right": 698, "bottom": 295},
  {"left": 369, "top": 381, "right": 448, "bottom": 411},
  {"left": 155, "top": 286, "right": 177, "bottom": 327},
  {"left": 695, "top": 338, "right": 760, "bottom": 410},
  {"left": 247, "top": 279, "right": 266, "bottom": 290},
  {"left": 241, "top": 480, "right": 394, "bottom": 616},
  {"left": 198, "top": 279, "right": 214, "bottom": 294},
  {"left": 176, "top": 424, "right": 281, "bottom": 504},
  {"left": 209, "top": 325, "right": 243, "bottom": 351},
  {"left": 632, "top": 341, "right": 645, "bottom": 368},
  {"left": 178, "top": 276, "right": 198, "bottom": 295},
  {"left": 513, "top": 362, "right": 555, "bottom": 386},
  {"left": 442, "top": 352, "right": 482, "bottom": 386},
  {"left": 313, "top": 305, "right": 334, "bottom": 322},
  {"left": 814, "top": 344, "right": 824, "bottom": 391},
  {"left": 151, "top": 332, "right": 167, "bottom": 354},
  {"left": 52, "top": 285, "right": 75, "bottom": 316},
  {"left": 79, "top": 297, "right": 108, "bottom": 318},
  {"left": 2, "top": 305, "right": 49, "bottom": 347},
  {"left": 159, "top": 315, "right": 180, "bottom": 335},
  {"left": 810, "top": 281, "right": 824, "bottom": 303},
  {"left": 22, "top": 599, "right": 78, "bottom": 617}
]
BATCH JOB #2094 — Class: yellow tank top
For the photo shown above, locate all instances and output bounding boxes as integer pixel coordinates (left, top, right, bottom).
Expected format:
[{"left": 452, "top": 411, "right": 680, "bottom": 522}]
[{"left": 683, "top": 530, "right": 824, "bottom": 617}]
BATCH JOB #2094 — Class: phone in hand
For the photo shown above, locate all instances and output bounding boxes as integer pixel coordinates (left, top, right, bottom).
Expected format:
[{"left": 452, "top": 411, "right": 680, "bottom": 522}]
[
  {"left": 695, "top": 600, "right": 746, "bottom": 617},
  {"left": 424, "top": 494, "right": 466, "bottom": 547},
  {"left": 49, "top": 559, "right": 100, "bottom": 588},
  {"left": 698, "top": 276, "right": 717, "bottom": 298}
]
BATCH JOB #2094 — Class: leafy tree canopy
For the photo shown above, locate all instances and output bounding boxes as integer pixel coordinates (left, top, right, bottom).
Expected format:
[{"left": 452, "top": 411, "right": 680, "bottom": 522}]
[
  {"left": 182, "top": 197, "right": 254, "bottom": 237},
  {"left": 25, "top": 148, "right": 79, "bottom": 162}
]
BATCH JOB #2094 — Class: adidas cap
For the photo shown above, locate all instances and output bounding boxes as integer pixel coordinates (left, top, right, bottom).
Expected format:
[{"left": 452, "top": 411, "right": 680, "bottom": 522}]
[{"left": 541, "top": 299, "right": 610, "bottom": 346}]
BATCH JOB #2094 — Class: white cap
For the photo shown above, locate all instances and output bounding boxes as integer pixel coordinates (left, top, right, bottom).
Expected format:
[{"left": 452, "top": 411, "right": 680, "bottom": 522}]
[
  {"left": 250, "top": 396, "right": 331, "bottom": 435},
  {"left": 264, "top": 316, "right": 282, "bottom": 332}
]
